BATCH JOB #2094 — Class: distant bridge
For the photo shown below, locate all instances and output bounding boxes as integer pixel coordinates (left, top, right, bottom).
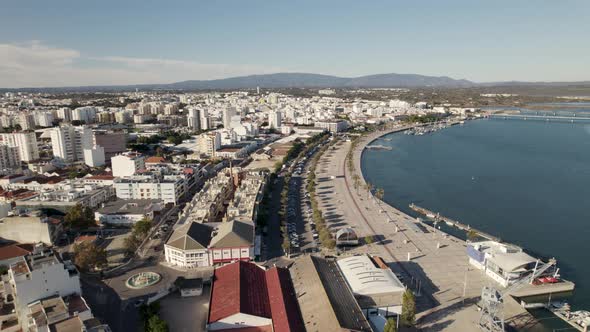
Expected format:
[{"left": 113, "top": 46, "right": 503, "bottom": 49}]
[{"left": 490, "top": 113, "right": 590, "bottom": 122}]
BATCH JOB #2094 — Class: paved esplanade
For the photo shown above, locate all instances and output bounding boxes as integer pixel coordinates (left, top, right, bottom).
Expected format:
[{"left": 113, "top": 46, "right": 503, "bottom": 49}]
[{"left": 314, "top": 129, "right": 519, "bottom": 331}]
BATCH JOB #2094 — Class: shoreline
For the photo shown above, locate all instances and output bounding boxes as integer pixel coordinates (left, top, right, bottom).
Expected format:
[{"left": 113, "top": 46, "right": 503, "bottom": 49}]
[{"left": 351, "top": 122, "right": 578, "bottom": 331}]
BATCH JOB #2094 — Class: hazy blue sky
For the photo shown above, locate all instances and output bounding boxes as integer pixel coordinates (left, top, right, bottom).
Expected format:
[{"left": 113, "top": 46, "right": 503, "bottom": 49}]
[{"left": 1, "top": 0, "right": 589, "bottom": 87}]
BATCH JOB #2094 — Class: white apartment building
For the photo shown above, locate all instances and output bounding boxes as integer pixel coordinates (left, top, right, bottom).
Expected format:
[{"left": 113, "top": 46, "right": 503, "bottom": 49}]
[
  {"left": 111, "top": 152, "right": 146, "bottom": 177},
  {"left": 196, "top": 131, "right": 221, "bottom": 158},
  {"left": 72, "top": 106, "right": 97, "bottom": 123},
  {"left": 314, "top": 119, "right": 349, "bottom": 133},
  {"left": 199, "top": 109, "right": 210, "bottom": 130},
  {"left": 95, "top": 199, "right": 163, "bottom": 226},
  {"left": 0, "top": 132, "right": 40, "bottom": 162},
  {"left": 56, "top": 107, "right": 72, "bottom": 122},
  {"left": 114, "top": 175, "right": 186, "bottom": 204},
  {"left": 33, "top": 111, "right": 54, "bottom": 127},
  {"left": 222, "top": 108, "right": 236, "bottom": 129},
  {"left": 0, "top": 145, "right": 21, "bottom": 173},
  {"left": 50, "top": 125, "right": 93, "bottom": 163},
  {"left": 187, "top": 108, "right": 201, "bottom": 130},
  {"left": 83, "top": 146, "right": 106, "bottom": 167},
  {"left": 18, "top": 113, "right": 35, "bottom": 130},
  {"left": 269, "top": 110, "right": 282, "bottom": 129},
  {"left": 6, "top": 246, "right": 81, "bottom": 332}
]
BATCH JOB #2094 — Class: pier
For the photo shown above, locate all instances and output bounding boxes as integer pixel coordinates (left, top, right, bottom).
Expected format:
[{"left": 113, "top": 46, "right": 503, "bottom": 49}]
[{"left": 409, "top": 203, "right": 501, "bottom": 242}]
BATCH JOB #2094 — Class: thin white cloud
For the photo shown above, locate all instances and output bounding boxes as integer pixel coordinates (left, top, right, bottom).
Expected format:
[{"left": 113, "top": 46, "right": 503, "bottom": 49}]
[{"left": 0, "top": 41, "right": 286, "bottom": 88}]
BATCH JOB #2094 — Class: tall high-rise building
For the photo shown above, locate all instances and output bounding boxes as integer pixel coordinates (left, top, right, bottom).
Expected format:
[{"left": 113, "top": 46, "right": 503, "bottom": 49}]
[
  {"left": 200, "top": 109, "right": 210, "bottom": 130},
  {"left": 197, "top": 131, "right": 221, "bottom": 157},
  {"left": 93, "top": 130, "right": 127, "bottom": 161},
  {"left": 0, "top": 145, "right": 21, "bottom": 172},
  {"left": 72, "top": 107, "right": 97, "bottom": 124},
  {"left": 33, "top": 111, "right": 54, "bottom": 127},
  {"left": 0, "top": 132, "right": 40, "bottom": 162},
  {"left": 269, "top": 111, "right": 282, "bottom": 129},
  {"left": 57, "top": 107, "right": 72, "bottom": 122},
  {"left": 50, "top": 125, "right": 93, "bottom": 163},
  {"left": 222, "top": 108, "right": 235, "bottom": 129},
  {"left": 18, "top": 113, "right": 35, "bottom": 130},
  {"left": 187, "top": 108, "right": 201, "bottom": 130}
]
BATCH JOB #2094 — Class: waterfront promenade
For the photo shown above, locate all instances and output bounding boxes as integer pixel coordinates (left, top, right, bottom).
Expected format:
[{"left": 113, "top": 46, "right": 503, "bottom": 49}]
[{"left": 314, "top": 125, "right": 543, "bottom": 331}]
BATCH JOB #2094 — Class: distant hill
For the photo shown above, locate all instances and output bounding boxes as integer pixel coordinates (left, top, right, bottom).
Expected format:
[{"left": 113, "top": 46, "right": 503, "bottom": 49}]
[
  {"left": 2, "top": 72, "right": 590, "bottom": 92},
  {"left": 0, "top": 72, "right": 475, "bottom": 92},
  {"left": 168, "top": 72, "right": 475, "bottom": 89}
]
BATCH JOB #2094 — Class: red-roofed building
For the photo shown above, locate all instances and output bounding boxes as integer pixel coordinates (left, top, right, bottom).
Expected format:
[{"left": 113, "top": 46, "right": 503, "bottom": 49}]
[
  {"left": 145, "top": 156, "right": 167, "bottom": 165},
  {"left": 207, "top": 261, "right": 304, "bottom": 332},
  {"left": 0, "top": 243, "right": 33, "bottom": 266},
  {"left": 265, "top": 268, "right": 306, "bottom": 332}
]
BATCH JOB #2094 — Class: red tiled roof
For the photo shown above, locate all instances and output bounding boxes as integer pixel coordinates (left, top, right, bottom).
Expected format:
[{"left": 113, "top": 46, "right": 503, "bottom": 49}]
[
  {"left": 0, "top": 244, "right": 32, "bottom": 261},
  {"left": 145, "top": 156, "right": 167, "bottom": 164},
  {"left": 74, "top": 235, "right": 97, "bottom": 243},
  {"left": 208, "top": 262, "right": 304, "bottom": 332},
  {"left": 215, "top": 326, "right": 273, "bottom": 332},
  {"left": 87, "top": 174, "right": 115, "bottom": 180},
  {"left": 208, "top": 261, "right": 271, "bottom": 323},
  {"left": 217, "top": 147, "right": 240, "bottom": 152},
  {"left": 23, "top": 175, "right": 63, "bottom": 184},
  {"left": 266, "top": 267, "right": 305, "bottom": 332}
]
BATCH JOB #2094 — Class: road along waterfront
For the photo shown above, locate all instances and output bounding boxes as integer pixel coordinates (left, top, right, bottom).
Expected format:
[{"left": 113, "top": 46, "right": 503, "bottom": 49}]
[
  {"left": 313, "top": 122, "right": 555, "bottom": 331},
  {"left": 360, "top": 118, "right": 590, "bottom": 331}
]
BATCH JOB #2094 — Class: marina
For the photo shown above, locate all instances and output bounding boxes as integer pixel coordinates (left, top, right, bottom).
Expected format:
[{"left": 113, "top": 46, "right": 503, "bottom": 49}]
[
  {"left": 404, "top": 121, "right": 458, "bottom": 135},
  {"left": 409, "top": 203, "right": 501, "bottom": 242},
  {"left": 365, "top": 144, "right": 393, "bottom": 150}
]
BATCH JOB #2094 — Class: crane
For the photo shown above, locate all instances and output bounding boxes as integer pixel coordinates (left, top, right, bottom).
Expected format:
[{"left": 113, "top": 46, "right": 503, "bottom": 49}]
[{"left": 478, "top": 258, "right": 557, "bottom": 332}]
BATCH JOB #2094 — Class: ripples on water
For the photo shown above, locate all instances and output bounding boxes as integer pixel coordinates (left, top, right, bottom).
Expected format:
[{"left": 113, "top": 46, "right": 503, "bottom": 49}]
[{"left": 361, "top": 116, "right": 590, "bottom": 326}]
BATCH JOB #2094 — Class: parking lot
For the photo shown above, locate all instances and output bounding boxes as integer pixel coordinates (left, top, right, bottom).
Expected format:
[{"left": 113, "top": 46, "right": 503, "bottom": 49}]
[{"left": 284, "top": 143, "right": 326, "bottom": 256}]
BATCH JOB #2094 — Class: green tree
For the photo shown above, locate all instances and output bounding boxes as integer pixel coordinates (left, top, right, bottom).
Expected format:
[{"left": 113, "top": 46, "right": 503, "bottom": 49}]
[
  {"left": 146, "top": 315, "right": 168, "bottom": 332},
  {"left": 133, "top": 218, "right": 152, "bottom": 238},
  {"left": 73, "top": 241, "right": 107, "bottom": 272},
  {"left": 384, "top": 318, "right": 397, "bottom": 332},
  {"left": 123, "top": 234, "right": 141, "bottom": 253},
  {"left": 167, "top": 135, "right": 183, "bottom": 145},
  {"left": 64, "top": 204, "right": 95, "bottom": 229},
  {"left": 466, "top": 229, "right": 479, "bottom": 242},
  {"left": 401, "top": 289, "right": 416, "bottom": 326},
  {"left": 375, "top": 188, "right": 385, "bottom": 201}
]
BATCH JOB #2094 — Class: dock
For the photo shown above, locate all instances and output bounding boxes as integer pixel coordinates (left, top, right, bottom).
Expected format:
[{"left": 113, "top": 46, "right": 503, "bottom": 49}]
[
  {"left": 409, "top": 203, "right": 501, "bottom": 242},
  {"left": 549, "top": 307, "right": 589, "bottom": 332}
]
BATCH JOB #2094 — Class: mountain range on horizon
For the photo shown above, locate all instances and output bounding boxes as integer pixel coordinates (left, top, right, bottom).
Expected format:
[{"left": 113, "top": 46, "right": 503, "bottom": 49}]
[{"left": 2, "top": 72, "right": 590, "bottom": 92}]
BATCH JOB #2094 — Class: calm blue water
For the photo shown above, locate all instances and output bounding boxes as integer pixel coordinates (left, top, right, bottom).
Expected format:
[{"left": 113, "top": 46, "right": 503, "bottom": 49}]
[{"left": 362, "top": 118, "right": 590, "bottom": 314}]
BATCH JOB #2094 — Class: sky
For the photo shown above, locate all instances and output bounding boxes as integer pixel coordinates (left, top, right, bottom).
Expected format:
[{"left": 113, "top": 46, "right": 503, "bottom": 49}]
[{"left": 1, "top": 0, "right": 589, "bottom": 88}]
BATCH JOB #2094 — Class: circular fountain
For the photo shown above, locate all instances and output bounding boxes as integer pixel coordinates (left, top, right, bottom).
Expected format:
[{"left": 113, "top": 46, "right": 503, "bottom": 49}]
[{"left": 125, "top": 272, "right": 161, "bottom": 289}]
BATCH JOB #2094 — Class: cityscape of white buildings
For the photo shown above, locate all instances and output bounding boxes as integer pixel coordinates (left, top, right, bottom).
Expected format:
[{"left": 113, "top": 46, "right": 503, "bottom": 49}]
[{"left": 0, "top": 89, "right": 484, "bottom": 332}]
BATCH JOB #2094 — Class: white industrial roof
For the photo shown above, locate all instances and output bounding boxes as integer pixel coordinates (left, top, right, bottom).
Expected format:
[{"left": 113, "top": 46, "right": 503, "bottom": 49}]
[
  {"left": 337, "top": 255, "right": 405, "bottom": 296},
  {"left": 471, "top": 241, "right": 537, "bottom": 273},
  {"left": 489, "top": 251, "right": 537, "bottom": 273}
]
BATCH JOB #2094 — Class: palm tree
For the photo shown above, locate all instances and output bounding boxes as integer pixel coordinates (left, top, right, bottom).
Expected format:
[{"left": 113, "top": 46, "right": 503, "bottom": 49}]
[
  {"left": 352, "top": 174, "right": 360, "bottom": 194},
  {"left": 375, "top": 188, "right": 385, "bottom": 201},
  {"left": 366, "top": 182, "right": 374, "bottom": 199}
]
